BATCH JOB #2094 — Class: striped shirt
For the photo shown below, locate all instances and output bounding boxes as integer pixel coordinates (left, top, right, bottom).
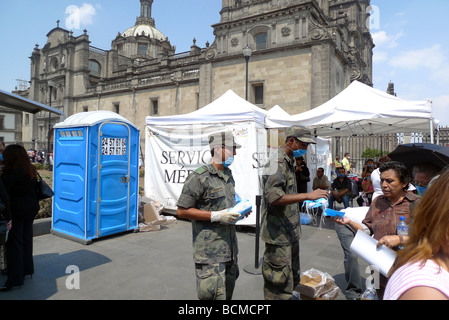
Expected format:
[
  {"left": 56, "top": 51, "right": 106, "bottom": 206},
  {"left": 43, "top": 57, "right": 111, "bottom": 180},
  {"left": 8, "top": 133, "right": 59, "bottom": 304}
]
[{"left": 384, "top": 260, "right": 449, "bottom": 300}]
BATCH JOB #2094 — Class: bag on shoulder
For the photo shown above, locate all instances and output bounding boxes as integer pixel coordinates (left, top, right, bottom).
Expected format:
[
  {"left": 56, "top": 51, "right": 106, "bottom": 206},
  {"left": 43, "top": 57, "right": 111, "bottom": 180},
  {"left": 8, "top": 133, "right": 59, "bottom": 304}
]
[
  {"left": 0, "top": 220, "right": 8, "bottom": 245},
  {"left": 36, "top": 172, "right": 54, "bottom": 201}
]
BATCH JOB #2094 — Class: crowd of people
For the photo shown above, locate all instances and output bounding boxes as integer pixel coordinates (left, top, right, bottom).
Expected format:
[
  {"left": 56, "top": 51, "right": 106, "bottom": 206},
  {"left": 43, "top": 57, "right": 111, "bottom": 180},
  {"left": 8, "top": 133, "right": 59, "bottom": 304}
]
[
  {"left": 1, "top": 127, "right": 448, "bottom": 300},
  {"left": 27, "top": 149, "right": 53, "bottom": 165},
  {"left": 176, "top": 127, "right": 449, "bottom": 301},
  {"left": 306, "top": 150, "right": 447, "bottom": 300}
]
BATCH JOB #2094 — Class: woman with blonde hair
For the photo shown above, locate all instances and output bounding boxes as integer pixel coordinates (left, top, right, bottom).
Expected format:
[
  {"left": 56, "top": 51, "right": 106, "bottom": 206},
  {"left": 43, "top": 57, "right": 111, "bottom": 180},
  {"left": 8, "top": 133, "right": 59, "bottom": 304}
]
[{"left": 384, "top": 167, "right": 449, "bottom": 300}]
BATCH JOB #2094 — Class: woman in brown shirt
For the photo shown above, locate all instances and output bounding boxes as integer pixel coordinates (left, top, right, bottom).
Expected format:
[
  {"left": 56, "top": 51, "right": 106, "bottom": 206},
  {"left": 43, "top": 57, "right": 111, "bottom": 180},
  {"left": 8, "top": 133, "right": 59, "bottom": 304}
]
[{"left": 335, "top": 161, "right": 421, "bottom": 298}]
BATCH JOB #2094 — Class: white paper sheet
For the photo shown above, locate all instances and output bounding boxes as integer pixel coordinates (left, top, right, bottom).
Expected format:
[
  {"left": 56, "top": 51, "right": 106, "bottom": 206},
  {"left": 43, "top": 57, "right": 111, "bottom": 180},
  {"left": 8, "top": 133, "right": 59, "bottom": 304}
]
[{"left": 350, "top": 230, "right": 397, "bottom": 277}]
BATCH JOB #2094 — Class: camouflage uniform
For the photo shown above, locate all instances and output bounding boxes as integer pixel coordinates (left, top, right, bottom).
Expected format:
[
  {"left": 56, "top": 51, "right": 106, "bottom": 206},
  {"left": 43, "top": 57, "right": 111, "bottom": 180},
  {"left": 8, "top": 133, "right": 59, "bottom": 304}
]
[
  {"left": 261, "top": 147, "right": 301, "bottom": 300},
  {"left": 177, "top": 163, "right": 239, "bottom": 300}
]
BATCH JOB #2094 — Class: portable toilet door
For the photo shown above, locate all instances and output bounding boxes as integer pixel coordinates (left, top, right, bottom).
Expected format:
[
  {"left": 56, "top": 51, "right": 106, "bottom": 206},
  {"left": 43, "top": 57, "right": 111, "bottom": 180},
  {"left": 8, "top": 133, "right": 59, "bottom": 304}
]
[
  {"left": 52, "top": 111, "right": 139, "bottom": 244},
  {"left": 96, "top": 121, "right": 135, "bottom": 237}
]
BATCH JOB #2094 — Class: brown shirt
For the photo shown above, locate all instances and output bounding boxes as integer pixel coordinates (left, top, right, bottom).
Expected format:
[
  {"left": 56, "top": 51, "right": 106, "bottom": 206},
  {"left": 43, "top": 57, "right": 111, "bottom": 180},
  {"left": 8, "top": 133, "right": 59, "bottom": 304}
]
[{"left": 362, "top": 191, "right": 421, "bottom": 242}]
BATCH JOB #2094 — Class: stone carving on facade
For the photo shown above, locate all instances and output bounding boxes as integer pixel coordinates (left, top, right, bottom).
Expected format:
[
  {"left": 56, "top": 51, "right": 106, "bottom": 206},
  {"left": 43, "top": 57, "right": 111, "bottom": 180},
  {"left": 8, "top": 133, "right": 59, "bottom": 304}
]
[
  {"left": 231, "top": 37, "right": 239, "bottom": 47},
  {"left": 308, "top": 21, "right": 327, "bottom": 41},
  {"left": 204, "top": 40, "right": 217, "bottom": 60},
  {"left": 281, "top": 27, "right": 291, "bottom": 37},
  {"left": 310, "top": 28, "right": 324, "bottom": 40},
  {"left": 307, "top": 6, "right": 331, "bottom": 41},
  {"left": 350, "top": 65, "right": 362, "bottom": 81}
]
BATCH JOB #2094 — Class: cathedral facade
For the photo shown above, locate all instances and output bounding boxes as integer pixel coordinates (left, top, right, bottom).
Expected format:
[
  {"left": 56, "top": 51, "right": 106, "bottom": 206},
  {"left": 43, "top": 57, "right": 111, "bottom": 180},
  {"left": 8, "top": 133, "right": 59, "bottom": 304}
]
[{"left": 21, "top": 0, "right": 374, "bottom": 149}]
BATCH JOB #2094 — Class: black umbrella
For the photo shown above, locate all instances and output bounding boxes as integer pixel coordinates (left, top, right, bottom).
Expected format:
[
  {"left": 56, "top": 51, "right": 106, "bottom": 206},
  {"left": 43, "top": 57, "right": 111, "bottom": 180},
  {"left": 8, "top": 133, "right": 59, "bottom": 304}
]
[{"left": 387, "top": 143, "right": 449, "bottom": 171}]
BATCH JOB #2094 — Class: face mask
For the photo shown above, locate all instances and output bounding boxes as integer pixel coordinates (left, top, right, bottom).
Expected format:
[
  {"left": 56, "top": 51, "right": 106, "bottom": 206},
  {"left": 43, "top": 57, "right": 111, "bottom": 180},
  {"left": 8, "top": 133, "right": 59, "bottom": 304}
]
[
  {"left": 0, "top": 154, "right": 3, "bottom": 162},
  {"left": 223, "top": 157, "right": 234, "bottom": 168},
  {"left": 293, "top": 149, "right": 307, "bottom": 158},
  {"left": 337, "top": 173, "right": 345, "bottom": 178},
  {"left": 416, "top": 185, "right": 427, "bottom": 196}
]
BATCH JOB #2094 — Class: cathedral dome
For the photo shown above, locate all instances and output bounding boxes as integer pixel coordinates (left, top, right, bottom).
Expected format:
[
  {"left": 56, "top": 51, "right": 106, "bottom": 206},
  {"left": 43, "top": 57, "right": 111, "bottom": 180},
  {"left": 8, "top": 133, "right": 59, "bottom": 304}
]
[
  {"left": 122, "top": 24, "right": 167, "bottom": 41},
  {"left": 121, "top": 0, "right": 166, "bottom": 41}
]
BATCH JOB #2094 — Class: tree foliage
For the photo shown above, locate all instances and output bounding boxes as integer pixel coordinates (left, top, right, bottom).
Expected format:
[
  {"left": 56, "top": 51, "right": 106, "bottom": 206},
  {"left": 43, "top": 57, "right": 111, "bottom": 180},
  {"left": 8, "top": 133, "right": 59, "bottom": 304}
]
[{"left": 361, "top": 147, "right": 388, "bottom": 159}]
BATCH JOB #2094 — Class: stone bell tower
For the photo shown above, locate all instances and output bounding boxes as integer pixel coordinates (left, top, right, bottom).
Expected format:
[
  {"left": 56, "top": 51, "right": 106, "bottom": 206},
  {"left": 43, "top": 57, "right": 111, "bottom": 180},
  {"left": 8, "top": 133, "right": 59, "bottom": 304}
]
[
  {"left": 136, "top": 0, "right": 155, "bottom": 26},
  {"left": 209, "top": 0, "right": 374, "bottom": 112}
]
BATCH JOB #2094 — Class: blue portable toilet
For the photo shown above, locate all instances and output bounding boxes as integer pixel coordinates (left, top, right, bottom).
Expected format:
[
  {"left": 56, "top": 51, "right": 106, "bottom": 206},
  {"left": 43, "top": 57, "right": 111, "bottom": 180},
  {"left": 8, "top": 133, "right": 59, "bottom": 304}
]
[{"left": 51, "top": 111, "right": 140, "bottom": 244}]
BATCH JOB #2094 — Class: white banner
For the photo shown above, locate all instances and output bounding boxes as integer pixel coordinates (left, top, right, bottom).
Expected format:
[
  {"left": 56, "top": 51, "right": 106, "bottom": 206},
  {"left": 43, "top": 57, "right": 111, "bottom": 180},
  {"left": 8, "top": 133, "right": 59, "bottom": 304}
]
[
  {"left": 307, "top": 137, "right": 332, "bottom": 192},
  {"left": 144, "top": 122, "right": 268, "bottom": 226}
]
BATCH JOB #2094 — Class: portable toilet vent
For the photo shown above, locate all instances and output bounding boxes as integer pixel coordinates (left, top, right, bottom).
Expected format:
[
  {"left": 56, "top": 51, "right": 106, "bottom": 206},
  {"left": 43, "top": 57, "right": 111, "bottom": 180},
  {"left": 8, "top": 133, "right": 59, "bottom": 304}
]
[{"left": 52, "top": 111, "right": 140, "bottom": 244}]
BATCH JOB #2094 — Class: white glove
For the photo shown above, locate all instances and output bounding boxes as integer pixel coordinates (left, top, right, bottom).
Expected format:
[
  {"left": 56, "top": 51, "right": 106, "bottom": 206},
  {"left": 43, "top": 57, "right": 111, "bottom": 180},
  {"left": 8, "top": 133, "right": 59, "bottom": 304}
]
[{"left": 211, "top": 209, "right": 241, "bottom": 225}]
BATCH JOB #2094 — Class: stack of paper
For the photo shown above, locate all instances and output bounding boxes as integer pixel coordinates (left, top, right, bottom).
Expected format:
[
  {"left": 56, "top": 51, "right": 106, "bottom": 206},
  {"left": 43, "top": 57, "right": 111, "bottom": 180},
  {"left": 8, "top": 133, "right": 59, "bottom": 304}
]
[{"left": 350, "top": 230, "right": 397, "bottom": 277}]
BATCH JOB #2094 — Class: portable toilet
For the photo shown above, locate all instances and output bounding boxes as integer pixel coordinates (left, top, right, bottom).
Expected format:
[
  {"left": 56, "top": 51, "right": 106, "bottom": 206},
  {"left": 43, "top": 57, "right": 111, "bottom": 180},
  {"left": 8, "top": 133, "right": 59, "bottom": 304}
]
[{"left": 52, "top": 111, "right": 140, "bottom": 244}]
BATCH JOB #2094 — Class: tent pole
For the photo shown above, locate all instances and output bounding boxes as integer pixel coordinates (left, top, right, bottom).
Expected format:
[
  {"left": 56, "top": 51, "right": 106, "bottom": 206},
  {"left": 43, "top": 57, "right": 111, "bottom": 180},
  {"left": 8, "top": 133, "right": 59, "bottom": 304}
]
[
  {"left": 430, "top": 119, "right": 434, "bottom": 144},
  {"left": 244, "top": 195, "right": 262, "bottom": 275}
]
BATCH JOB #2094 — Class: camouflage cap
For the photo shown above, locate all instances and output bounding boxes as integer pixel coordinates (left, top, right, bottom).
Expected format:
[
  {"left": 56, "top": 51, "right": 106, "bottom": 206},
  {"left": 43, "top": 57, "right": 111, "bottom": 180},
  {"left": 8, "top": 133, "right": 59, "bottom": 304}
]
[
  {"left": 285, "top": 126, "right": 316, "bottom": 144},
  {"left": 209, "top": 131, "right": 242, "bottom": 149}
]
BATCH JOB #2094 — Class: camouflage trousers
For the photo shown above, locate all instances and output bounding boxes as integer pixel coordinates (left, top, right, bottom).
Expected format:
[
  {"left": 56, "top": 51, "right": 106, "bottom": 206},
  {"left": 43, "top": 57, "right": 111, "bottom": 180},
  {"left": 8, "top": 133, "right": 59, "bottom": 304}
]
[
  {"left": 262, "top": 241, "right": 300, "bottom": 300},
  {"left": 195, "top": 260, "right": 239, "bottom": 300}
]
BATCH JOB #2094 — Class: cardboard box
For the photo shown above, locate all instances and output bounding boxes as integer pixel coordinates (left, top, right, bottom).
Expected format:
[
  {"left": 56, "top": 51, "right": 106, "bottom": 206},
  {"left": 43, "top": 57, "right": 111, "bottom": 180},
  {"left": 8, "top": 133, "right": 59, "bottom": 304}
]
[
  {"left": 138, "top": 199, "right": 177, "bottom": 232},
  {"left": 143, "top": 202, "right": 160, "bottom": 224},
  {"left": 296, "top": 269, "right": 337, "bottom": 299}
]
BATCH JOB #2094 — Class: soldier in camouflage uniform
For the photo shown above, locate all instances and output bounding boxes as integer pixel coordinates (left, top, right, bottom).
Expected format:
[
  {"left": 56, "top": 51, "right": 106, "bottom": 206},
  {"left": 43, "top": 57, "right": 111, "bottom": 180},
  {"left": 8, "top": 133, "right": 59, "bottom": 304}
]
[
  {"left": 261, "top": 127, "right": 329, "bottom": 300},
  {"left": 177, "top": 131, "right": 242, "bottom": 300}
]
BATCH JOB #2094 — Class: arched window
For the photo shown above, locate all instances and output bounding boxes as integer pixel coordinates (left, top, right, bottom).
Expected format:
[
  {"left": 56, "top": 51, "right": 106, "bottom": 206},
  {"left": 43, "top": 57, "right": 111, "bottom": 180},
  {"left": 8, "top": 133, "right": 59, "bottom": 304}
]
[
  {"left": 89, "top": 60, "right": 101, "bottom": 77},
  {"left": 255, "top": 33, "right": 267, "bottom": 50}
]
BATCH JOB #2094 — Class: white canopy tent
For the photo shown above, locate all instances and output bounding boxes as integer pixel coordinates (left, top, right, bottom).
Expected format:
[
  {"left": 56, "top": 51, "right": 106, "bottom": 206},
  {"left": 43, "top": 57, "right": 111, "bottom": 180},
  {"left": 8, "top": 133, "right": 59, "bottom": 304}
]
[
  {"left": 145, "top": 90, "right": 269, "bottom": 226},
  {"left": 146, "top": 90, "right": 267, "bottom": 126},
  {"left": 265, "top": 81, "right": 436, "bottom": 140},
  {"left": 266, "top": 105, "right": 291, "bottom": 119}
]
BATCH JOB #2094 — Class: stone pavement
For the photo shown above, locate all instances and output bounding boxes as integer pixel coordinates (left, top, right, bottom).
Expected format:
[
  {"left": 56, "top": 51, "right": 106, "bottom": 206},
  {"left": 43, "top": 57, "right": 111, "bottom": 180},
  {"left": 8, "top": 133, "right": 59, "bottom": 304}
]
[{"left": 0, "top": 216, "right": 370, "bottom": 300}]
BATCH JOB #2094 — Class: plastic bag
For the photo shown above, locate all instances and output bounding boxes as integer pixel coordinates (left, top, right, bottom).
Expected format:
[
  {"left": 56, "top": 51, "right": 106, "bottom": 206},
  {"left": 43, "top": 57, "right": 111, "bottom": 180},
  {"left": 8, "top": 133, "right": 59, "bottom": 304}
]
[
  {"left": 228, "top": 194, "right": 252, "bottom": 223},
  {"left": 300, "top": 212, "right": 311, "bottom": 225},
  {"left": 297, "top": 268, "right": 337, "bottom": 299},
  {"left": 228, "top": 199, "right": 252, "bottom": 222},
  {"left": 301, "top": 198, "right": 328, "bottom": 228}
]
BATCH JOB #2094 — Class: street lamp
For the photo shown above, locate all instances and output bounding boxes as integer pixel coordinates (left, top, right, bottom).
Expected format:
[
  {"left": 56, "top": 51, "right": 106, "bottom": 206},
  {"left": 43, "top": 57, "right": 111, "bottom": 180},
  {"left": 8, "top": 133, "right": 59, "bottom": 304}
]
[
  {"left": 243, "top": 46, "right": 252, "bottom": 101},
  {"left": 47, "top": 79, "right": 55, "bottom": 168}
]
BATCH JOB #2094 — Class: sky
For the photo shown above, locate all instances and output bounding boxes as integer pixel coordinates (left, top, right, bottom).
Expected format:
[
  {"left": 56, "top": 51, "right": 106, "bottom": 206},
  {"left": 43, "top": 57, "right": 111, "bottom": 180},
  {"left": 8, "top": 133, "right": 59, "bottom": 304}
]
[{"left": 0, "top": 0, "right": 448, "bottom": 126}]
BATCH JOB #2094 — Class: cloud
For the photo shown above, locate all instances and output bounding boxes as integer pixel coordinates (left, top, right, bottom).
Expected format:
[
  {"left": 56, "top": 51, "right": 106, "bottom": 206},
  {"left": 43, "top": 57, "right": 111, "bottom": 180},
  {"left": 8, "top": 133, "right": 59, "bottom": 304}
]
[
  {"left": 65, "top": 4, "right": 97, "bottom": 30},
  {"left": 373, "top": 50, "right": 388, "bottom": 64},
  {"left": 389, "top": 45, "right": 446, "bottom": 70},
  {"left": 388, "top": 44, "right": 449, "bottom": 85},
  {"left": 372, "top": 30, "right": 403, "bottom": 48}
]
